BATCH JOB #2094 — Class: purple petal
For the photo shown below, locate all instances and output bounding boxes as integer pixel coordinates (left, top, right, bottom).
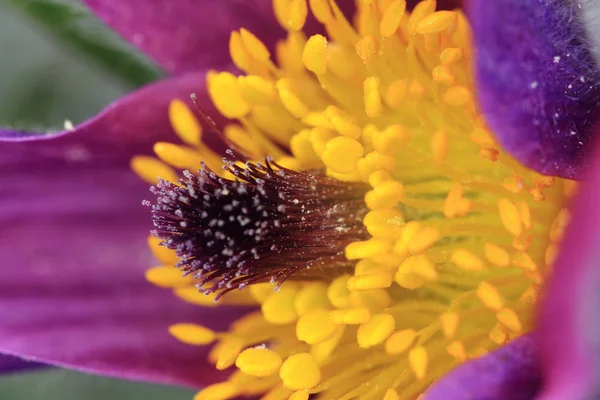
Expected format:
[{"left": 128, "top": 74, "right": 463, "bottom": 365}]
[
  {"left": 536, "top": 142, "right": 600, "bottom": 399},
  {"left": 0, "top": 354, "right": 45, "bottom": 374},
  {"left": 0, "top": 72, "right": 244, "bottom": 388},
  {"left": 425, "top": 335, "right": 542, "bottom": 400},
  {"left": 469, "top": 0, "right": 600, "bottom": 180},
  {"left": 82, "top": 0, "right": 357, "bottom": 75}
]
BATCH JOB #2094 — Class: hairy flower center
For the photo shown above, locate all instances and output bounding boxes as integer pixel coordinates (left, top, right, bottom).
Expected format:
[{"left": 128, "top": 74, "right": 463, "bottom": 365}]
[
  {"left": 132, "top": 1, "right": 576, "bottom": 399},
  {"left": 149, "top": 159, "right": 369, "bottom": 299}
]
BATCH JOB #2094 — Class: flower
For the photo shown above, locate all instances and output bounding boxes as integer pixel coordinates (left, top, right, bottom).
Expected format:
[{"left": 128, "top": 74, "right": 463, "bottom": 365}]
[{"left": 1, "top": 0, "right": 600, "bottom": 399}]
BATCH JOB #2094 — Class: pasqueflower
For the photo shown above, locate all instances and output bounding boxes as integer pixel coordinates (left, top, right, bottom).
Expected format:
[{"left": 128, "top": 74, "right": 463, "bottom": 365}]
[{"left": 1, "top": 0, "right": 600, "bottom": 399}]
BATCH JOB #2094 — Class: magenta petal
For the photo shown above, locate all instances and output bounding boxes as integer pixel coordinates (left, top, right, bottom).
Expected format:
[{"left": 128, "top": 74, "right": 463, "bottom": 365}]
[
  {"left": 537, "top": 143, "right": 600, "bottom": 399},
  {"left": 425, "top": 335, "right": 542, "bottom": 400},
  {"left": 469, "top": 0, "right": 600, "bottom": 180},
  {"left": 82, "top": 0, "right": 286, "bottom": 74},
  {"left": 0, "top": 73, "right": 244, "bottom": 388}
]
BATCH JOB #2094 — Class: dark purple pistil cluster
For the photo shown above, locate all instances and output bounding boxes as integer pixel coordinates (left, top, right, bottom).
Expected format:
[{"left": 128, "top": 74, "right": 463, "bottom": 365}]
[{"left": 149, "top": 157, "right": 369, "bottom": 299}]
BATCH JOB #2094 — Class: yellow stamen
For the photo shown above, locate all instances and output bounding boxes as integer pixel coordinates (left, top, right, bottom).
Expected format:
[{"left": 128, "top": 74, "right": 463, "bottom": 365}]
[
  {"left": 168, "top": 99, "right": 202, "bottom": 146},
  {"left": 357, "top": 313, "right": 396, "bottom": 348},
  {"left": 235, "top": 347, "right": 283, "bottom": 377},
  {"left": 280, "top": 353, "right": 321, "bottom": 390},
  {"left": 168, "top": 323, "right": 216, "bottom": 345},
  {"left": 303, "top": 34, "right": 328, "bottom": 74}
]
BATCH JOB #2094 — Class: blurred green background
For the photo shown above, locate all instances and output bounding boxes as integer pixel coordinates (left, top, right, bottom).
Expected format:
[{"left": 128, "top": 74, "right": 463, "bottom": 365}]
[{"left": 0, "top": 1, "right": 194, "bottom": 398}]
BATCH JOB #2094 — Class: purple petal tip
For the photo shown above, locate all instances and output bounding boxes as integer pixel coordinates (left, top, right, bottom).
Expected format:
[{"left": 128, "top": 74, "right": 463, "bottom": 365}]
[{"left": 470, "top": 0, "right": 600, "bottom": 180}]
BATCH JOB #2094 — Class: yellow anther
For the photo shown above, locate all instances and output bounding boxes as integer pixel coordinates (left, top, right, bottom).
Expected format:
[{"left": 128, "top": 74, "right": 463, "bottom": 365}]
[
  {"left": 489, "top": 323, "right": 510, "bottom": 345},
  {"left": 309, "top": 0, "right": 333, "bottom": 23},
  {"left": 407, "top": 226, "right": 440, "bottom": 255},
  {"left": 347, "top": 272, "right": 393, "bottom": 290},
  {"left": 432, "top": 64, "right": 454, "bottom": 84},
  {"left": 545, "top": 243, "right": 559, "bottom": 266},
  {"left": 330, "top": 116, "right": 362, "bottom": 139},
  {"left": 294, "top": 283, "right": 330, "bottom": 315},
  {"left": 240, "top": 28, "right": 271, "bottom": 61},
  {"left": 145, "top": 266, "right": 189, "bottom": 288},
  {"left": 477, "top": 281, "right": 505, "bottom": 311},
  {"left": 303, "top": 34, "right": 328, "bottom": 74},
  {"left": 327, "top": 275, "right": 351, "bottom": 308},
  {"left": 440, "top": 47, "right": 463, "bottom": 64},
  {"left": 431, "top": 129, "right": 449, "bottom": 164},
  {"left": 215, "top": 338, "right": 244, "bottom": 370},
  {"left": 330, "top": 307, "right": 371, "bottom": 324},
  {"left": 364, "top": 77, "right": 383, "bottom": 118},
  {"left": 290, "top": 130, "right": 320, "bottom": 166},
  {"left": 444, "top": 183, "right": 465, "bottom": 218},
  {"left": 368, "top": 170, "right": 393, "bottom": 187},
  {"left": 520, "top": 285, "right": 540, "bottom": 305},
  {"left": 364, "top": 209, "right": 404, "bottom": 239},
  {"left": 364, "top": 180, "right": 404, "bottom": 210},
  {"left": 380, "top": 0, "right": 407, "bottom": 37},
  {"left": 296, "top": 308, "right": 338, "bottom": 344},
  {"left": 384, "top": 329, "right": 416, "bottom": 355},
  {"left": 168, "top": 99, "right": 201, "bottom": 146},
  {"left": 289, "top": 391, "right": 309, "bottom": 400},
  {"left": 440, "top": 312, "right": 459, "bottom": 338},
  {"left": 168, "top": 323, "right": 216, "bottom": 345},
  {"left": 357, "top": 313, "right": 395, "bottom": 348},
  {"left": 355, "top": 259, "right": 387, "bottom": 276},
  {"left": 153, "top": 142, "right": 202, "bottom": 170},
  {"left": 393, "top": 221, "right": 421, "bottom": 256},
  {"left": 408, "top": 0, "right": 436, "bottom": 35},
  {"left": 208, "top": 72, "right": 251, "bottom": 118},
  {"left": 193, "top": 382, "right": 238, "bottom": 400},
  {"left": 356, "top": 34, "right": 378, "bottom": 62},
  {"left": 497, "top": 308, "right": 523, "bottom": 332},
  {"left": 409, "top": 346, "right": 428, "bottom": 379},
  {"left": 443, "top": 86, "right": 471, "bottom": 107},
  {"left": 513, "top": 233, "right": 532, "bottom": 252},
  {"left": 280, "top": 353, "right": 321, "bottom": 390},
  {"left": 311, "top": 325, "right": 345, "bottom": 364},
  {"left": 321, "top": 136, "right": 364, "bottom": 173},
  {"left": 310, "top": 127, "right": 337, "bottom": 156},
  {"left": 363, "top": 151, "right": 397, "bottom": 174},
  {"left": 513, "top": 251, "right": 538, "bottom": 272},
  {"left": 452, "top": 249, "right": 485, "bottom": 271},
  {"left": 446, "top": 341, "right": 467, "bottom": 361},
  {"left": 395, "top": 254, "right": 436, "bottom": 289},
  {"left": 384, "top": 79, "right": 408, "bottom": 109},
  {"left": 287, "top": 0, "right": 308, "bottom": 31},
  {"left": 174, "top": 287, "right": 217, "bottom": 307},
  {"left": 147, "top": 236, "right": 179, "bottom": 265},
  {"left": 349, "top": 288, "right": 391, "bottom": 312},
  {"left": 131, "top": 156, "right": 179, "bottom": 185},
  {"left": 235, "top": 347, "right": 283, "bottom": 377},
  {"left": 372, "top": 125, "right": 410, "bottom": 154},
  {"left": 345, "top": 238, "right": 391, "bottom": 260},
  {"left": 249, "top": 282, "right": 276, "bottom": 302},
  {"left": 517, "top": 202, "right": 532, "bottom": 230},
  {"left": 278, "top": 87, "right": 310, "bottom": 119},
  {"left": 261, "top": 285, "right": 299, "bottom": 325},
  {"left": 498, "top": 198, "right": 523, "bottom": 236},
  {"left": 417, "top": 11, "right": 457, "bottom": 34},
  {"left": 229, "top": 31, "right": 250, "bottom": 70},
  {"left": 237, "top": 75, "right": 278, "bottom": 104},
  {"left": 484, "top": 243, "right": 510, "bottom": 267}
]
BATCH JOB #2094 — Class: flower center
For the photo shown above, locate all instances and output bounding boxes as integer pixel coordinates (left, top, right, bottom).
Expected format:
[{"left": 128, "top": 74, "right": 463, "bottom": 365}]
[
  {"left": 132, "top": 1, "right": 577, "bottom": 399},
  {"left": 149, "top": 159, "right": 369, "bottom": 299}
]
